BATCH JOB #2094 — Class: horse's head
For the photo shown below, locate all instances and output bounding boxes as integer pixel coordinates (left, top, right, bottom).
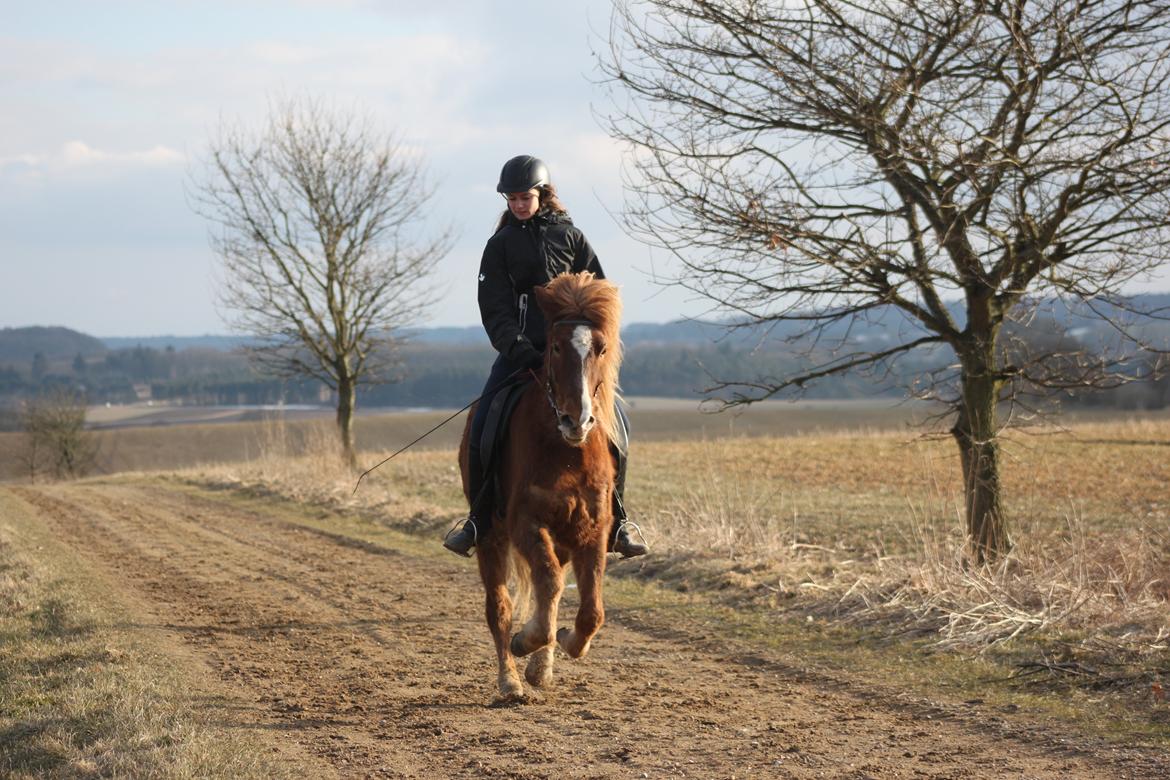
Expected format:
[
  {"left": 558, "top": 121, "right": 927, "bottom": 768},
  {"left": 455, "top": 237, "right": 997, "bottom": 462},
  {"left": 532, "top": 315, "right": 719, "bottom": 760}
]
[{"left": 534, "top": 273, "right": 623, "bottom": 448}]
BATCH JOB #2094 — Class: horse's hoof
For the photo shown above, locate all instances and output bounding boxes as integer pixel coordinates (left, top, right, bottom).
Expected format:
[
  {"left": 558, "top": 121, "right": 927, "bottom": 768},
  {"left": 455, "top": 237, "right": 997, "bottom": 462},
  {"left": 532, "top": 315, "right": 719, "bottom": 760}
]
[
  {"left": 510, "top": 632, "right": 530, "bottom": 658},
  {"left": 557, "top": 627, "right": 591, "bottom": 659},
  {"left": 525, "top": 650, "right": 554, "bottom": 688},
  {"left": 491, "top": 681, "right": 527, "bottom": 707}
]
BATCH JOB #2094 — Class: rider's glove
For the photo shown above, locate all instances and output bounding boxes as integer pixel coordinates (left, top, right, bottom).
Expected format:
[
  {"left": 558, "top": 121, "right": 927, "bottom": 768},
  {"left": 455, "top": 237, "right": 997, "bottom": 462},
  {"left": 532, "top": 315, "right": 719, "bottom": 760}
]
[{"left": 507, "top": 336, "right": 543, "bottom": 369}]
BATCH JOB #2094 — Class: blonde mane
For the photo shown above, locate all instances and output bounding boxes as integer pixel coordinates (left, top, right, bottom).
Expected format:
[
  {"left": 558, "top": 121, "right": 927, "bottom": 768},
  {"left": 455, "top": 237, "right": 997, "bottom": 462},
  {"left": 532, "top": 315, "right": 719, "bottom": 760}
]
[{"left": 539, "top": 272, "right": 624, "bottom": 446}]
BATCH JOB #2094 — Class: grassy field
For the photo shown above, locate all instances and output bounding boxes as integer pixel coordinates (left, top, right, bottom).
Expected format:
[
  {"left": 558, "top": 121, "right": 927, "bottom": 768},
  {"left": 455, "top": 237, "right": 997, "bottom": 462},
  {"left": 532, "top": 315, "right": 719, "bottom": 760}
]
[
  {"left": 0, "top": 397, "right": 932, "bottom": 481},
  {"left": 178, "top": 405, "right": 1170, "bottom": 670},
  {"left": 2, "top": 401, "right": 1168, "bottom": 774}
]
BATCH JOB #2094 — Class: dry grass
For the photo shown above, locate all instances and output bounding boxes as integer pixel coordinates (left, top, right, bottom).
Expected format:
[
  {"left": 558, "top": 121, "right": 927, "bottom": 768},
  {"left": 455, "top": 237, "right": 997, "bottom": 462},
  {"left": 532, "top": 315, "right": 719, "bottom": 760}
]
[
  {"left": 626, "top": 420, "right": 1170, "bottom": 707},
  {"left": 189, "top": 418, "right": 465, "bottom": 532},
  {"left": 879, "top": 510, "right": 1168, "bottom": 651}
]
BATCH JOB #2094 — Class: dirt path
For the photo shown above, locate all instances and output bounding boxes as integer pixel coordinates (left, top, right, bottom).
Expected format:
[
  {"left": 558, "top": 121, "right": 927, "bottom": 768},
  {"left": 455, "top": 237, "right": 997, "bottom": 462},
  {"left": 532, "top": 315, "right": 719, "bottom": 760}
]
[{"left": 6, "top": 480, "right": 1165, "bottom": 779}]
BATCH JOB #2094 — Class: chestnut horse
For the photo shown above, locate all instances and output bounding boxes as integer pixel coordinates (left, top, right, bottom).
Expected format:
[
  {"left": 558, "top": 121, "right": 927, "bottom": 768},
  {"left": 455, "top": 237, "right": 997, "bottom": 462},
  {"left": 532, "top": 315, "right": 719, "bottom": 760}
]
[{"left": 458, "top": 271, "right": 623, "bottom": 701}]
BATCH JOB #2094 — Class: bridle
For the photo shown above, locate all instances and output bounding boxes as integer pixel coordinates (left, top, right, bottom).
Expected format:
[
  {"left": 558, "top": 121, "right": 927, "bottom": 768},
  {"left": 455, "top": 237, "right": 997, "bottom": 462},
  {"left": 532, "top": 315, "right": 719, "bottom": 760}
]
[{"left": 534, "top": 318, "right": 603, "bottom": 422}]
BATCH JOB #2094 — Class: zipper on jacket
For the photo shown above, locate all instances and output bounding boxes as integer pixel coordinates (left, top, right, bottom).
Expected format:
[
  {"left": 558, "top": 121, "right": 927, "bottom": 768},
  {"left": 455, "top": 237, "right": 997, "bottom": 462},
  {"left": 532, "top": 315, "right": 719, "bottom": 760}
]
[{"left": 518, "top": 293, "right": 529, "bottom": 333}]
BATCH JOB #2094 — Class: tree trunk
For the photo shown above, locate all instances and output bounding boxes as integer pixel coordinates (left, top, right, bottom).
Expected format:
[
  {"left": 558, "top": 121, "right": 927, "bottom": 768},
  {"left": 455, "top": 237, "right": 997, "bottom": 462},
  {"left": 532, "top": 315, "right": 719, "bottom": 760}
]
[
  {"left": 336, "top": 375, "right": 357, "bottom": 469},
  {"left": 951, "top": 342, "right": 1011, "bottom": 565}
]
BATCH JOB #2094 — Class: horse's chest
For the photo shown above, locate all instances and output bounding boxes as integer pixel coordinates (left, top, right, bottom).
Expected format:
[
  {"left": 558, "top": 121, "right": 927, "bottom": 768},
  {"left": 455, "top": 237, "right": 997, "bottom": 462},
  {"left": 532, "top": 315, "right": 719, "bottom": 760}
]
[{"left": 522, "top": 465, "right": 612, "bottom": 526}]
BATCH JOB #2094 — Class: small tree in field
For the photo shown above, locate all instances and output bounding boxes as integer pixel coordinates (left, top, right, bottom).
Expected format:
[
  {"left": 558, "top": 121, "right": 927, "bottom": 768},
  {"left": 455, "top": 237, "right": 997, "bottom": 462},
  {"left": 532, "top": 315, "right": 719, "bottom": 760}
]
[
  {"left": 604, "top": 0, "right": 1170, "bottom": 562},
  {"left": 20, "top": 388, "right": 97, "bottom": 481},
  {"left": 194, "top": 97, "right": 452, "bottom": 467}
]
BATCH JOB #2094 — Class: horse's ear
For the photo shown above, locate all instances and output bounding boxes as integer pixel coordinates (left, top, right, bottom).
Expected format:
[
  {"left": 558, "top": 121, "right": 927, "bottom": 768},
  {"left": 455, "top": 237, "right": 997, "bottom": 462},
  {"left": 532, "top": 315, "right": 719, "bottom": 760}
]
[{"left": 533, "top": 282, "right": 555, "bottom": 317}]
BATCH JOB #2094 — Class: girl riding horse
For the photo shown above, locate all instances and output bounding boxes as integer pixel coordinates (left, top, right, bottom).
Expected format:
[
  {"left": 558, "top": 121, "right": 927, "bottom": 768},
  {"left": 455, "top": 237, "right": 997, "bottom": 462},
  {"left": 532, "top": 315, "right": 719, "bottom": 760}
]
[
  {"left": 460, "top": 270, "right": 627, "bottom": 699},
  {"left": 444, "top": 154, "right": 647, "bottom": 561}
]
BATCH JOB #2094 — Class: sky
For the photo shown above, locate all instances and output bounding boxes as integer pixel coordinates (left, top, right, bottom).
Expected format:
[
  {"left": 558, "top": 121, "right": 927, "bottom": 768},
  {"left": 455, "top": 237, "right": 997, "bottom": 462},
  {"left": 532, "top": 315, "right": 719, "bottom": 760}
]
[{"left": 0, "top": 0, "right": 704, "bottom": 337}]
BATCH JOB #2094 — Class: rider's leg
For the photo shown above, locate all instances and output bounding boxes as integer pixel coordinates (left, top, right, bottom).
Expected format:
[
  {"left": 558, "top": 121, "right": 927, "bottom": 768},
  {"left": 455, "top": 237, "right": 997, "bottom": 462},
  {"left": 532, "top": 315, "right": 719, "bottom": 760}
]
[
  {"left": 608, "top": 405, "right": 648, "bottom": 559},
  {"left": 444, "top": 356, "right": 515, "bottom": 557},
  {"left": 444, "top": 403, "right": 496, "bottom": 556}
]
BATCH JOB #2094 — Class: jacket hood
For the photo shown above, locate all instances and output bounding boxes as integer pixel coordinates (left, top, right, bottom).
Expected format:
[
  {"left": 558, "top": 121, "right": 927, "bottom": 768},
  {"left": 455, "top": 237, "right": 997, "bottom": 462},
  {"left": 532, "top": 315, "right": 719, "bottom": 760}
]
[{"left": 505, "top": 209, "right": 573, "bottom": 229}]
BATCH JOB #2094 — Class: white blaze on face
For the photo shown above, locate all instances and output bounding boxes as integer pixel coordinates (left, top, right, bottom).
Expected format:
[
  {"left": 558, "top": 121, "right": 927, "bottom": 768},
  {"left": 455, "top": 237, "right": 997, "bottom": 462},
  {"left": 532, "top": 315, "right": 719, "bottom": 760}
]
[{"left": 570, "top": 325, "right": 593, "bottom": 427}]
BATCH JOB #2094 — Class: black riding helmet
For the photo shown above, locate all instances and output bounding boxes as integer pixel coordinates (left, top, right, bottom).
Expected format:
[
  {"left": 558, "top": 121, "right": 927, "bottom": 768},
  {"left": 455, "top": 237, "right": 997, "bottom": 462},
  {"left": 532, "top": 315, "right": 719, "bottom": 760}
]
[{"left": 496, "top": 155, "right": 550, "bottom": 193}]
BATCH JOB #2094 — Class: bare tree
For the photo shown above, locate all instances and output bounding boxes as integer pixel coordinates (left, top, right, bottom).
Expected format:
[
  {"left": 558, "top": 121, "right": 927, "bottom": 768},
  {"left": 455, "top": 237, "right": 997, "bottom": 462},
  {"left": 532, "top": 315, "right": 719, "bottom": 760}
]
[
  {"left": 194, "top": 98, "right": 452, "bottom": 466},
  {"left": 20, "top": 388, "right": 97, "bottom": 481},
  {"left": 603, "top": 0, "right": 1170, "bottom": 562}
]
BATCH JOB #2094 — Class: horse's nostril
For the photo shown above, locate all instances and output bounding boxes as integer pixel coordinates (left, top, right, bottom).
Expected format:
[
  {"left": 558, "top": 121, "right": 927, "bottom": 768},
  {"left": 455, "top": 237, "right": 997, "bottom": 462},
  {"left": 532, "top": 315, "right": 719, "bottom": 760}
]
[
  {"left": 587, "top": 416, "right": 595, "bottom": 426},
  {"left": 559, "top": 415, "right": 573, "bottom": 428}
]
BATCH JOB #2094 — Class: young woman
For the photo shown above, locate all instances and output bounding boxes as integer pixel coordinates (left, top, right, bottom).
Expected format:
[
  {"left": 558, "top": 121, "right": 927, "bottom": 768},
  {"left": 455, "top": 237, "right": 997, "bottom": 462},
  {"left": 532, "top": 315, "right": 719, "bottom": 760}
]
[{"left": 443, "top": 154, "right": 648, "bottom": 559}]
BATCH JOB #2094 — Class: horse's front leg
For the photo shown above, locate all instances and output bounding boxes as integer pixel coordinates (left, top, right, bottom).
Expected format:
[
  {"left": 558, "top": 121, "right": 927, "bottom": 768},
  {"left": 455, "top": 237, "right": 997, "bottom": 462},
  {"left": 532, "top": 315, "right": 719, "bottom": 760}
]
[
  {"left": 478, "top": 537, "right": 524, "bottom": 701},
  {"left": 510, "top": 526, "right": 564, "bottom": 669},
  {"left": 557, "top": 535, "right": 607, "bottom": 659}
]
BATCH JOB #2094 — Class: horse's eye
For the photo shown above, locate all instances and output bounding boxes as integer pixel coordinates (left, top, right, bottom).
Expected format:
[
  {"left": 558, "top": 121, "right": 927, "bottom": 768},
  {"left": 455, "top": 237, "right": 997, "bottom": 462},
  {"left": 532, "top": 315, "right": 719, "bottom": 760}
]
[{"left": 552, "top": 344, "right": 561, "bottom": 355}]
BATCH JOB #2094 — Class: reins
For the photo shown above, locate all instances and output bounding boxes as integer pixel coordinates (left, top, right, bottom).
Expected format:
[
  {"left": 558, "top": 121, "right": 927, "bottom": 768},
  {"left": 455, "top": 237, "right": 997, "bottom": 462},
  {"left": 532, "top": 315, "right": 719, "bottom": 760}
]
[
  {"left": 351, "top": 367, "right": 527, "bottom": 496},
  {"left": 352, "top": 318, "right": 603, "bottom": 495}
]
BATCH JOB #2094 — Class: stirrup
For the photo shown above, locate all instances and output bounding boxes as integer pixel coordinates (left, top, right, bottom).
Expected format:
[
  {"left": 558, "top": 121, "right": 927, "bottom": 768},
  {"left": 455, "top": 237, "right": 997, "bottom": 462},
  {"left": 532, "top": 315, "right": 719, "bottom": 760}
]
[
  {"left": 612, "top": 519, "right": 649, "bottom": 559},
  {"left": 443, "top": 518, "right": 478, "bottom": 558}
]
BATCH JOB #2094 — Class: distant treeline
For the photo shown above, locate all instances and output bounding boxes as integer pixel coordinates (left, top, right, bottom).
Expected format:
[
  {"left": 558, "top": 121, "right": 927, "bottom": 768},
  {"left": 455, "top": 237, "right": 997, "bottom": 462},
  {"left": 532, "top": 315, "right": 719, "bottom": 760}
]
[
  {"left": 2, "top": 341, "right": 1167, "bottom": 430},
  {"left": 2, "top": 306, "right": 1169, "bottom": 432}
]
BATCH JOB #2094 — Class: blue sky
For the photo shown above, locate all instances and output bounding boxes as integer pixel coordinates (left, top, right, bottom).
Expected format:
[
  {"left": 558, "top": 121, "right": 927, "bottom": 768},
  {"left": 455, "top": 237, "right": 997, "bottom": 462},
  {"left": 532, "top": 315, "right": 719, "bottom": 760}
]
[
  {"left": 0, "top": 0, "right": 701, "bottom": 336},
  {"left": 6, "top": 2, "right": 1166, "bottom": 339}
]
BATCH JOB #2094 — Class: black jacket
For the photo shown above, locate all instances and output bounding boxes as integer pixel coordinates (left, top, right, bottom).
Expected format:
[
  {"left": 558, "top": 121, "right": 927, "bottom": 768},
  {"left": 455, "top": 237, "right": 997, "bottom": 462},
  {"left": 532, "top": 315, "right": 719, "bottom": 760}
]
[{"left": 477, "top": 210, "right": 605, "bottom": 361}]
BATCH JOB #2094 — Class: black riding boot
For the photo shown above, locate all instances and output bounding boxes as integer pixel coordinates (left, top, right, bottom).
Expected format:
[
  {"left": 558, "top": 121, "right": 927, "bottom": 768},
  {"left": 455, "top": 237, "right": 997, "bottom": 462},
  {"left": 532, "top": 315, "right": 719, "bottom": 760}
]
[
  {"left": 609, "top": 445, "right": 648, "bottom": 559},
  {"left": 444, "top": 446, "right": 494, "bottom": 557}
]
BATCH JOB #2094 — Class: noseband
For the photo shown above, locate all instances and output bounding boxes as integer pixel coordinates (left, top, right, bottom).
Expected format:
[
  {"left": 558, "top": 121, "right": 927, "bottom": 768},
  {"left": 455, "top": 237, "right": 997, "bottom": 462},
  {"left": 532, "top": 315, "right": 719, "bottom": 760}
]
[{"left": 537, "top": 318, "right": 602, "bottom": 422}]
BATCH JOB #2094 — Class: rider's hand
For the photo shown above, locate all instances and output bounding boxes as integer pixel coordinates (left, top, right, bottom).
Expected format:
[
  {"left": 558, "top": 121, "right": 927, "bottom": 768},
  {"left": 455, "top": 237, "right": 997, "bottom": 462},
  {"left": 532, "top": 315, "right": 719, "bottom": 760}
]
[{"left": 508, "top": 336, "right": 543, "bottom": 369}]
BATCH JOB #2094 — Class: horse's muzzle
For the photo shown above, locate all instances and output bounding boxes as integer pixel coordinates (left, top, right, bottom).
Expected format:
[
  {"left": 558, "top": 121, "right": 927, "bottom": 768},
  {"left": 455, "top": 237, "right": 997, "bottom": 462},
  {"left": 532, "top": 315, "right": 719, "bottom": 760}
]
[{"left": 558, "top": 415, "right": 594, "bottom": 446}]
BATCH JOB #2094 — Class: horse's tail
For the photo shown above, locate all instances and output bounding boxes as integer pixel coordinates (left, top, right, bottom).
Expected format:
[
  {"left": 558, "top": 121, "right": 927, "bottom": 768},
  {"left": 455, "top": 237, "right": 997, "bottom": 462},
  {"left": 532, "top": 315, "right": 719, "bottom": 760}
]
[{"left": 507, "top": 545, "right": 533, "bottom": 627}]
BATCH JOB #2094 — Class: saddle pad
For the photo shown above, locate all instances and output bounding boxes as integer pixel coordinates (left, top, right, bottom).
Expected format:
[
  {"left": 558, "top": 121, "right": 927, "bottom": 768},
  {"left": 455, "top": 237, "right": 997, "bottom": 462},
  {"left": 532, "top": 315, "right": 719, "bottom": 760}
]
[{"left": 478, "top": 375, "right": 531, "bottom": 478}]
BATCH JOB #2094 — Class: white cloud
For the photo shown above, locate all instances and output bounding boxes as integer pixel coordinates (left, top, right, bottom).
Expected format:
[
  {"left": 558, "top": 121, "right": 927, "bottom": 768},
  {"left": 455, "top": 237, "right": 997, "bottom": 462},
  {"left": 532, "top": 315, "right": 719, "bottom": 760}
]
[
  {"left": 0, "top": 1, "right": 687, "bottom": 334},
  {"left": 1, "top": 141, "right": 185, "bottom": 172},
  {"left": 0, "top": 28, "right": 494, "bottom": 160}
]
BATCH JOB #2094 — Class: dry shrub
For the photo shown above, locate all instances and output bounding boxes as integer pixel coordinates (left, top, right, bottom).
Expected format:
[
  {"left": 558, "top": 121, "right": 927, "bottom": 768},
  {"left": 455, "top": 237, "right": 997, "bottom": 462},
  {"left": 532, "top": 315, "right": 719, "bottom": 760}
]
[
  {"left": 867, "top": 510, "right": 1170, "bottom": 652},
  {"left": 664, "top": 462, "right": 791, "bottom": 559},
  {"left": 197, "top": 416, "right": 354, "bottom": 505}
]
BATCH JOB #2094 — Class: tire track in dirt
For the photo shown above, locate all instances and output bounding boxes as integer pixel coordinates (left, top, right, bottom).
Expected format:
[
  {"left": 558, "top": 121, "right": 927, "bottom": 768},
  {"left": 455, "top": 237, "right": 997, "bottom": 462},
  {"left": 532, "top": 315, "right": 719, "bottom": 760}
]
[{"left": 8, "top": 481, "right": 1166, "bottom": 779}]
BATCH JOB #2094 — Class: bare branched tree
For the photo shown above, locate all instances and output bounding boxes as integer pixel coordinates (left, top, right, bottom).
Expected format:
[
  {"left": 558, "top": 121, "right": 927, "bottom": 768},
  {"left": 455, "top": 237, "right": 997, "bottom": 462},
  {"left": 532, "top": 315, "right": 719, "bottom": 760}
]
[
  {"left": 194, "top": 97, "right": 452, "bottom": 466},
  {"left": 603, "top": 0, "right": 1170, "bottom": 562},
  {"left": 20, "top": 388, "right": 97, "bottom": 481}
]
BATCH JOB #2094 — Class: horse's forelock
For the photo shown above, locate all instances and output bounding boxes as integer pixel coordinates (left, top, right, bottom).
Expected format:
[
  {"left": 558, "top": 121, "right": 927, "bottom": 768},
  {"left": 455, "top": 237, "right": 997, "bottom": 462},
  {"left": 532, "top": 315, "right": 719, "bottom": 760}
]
[{"left": 542, "top": 272, "right": 622, "bottom": 343}]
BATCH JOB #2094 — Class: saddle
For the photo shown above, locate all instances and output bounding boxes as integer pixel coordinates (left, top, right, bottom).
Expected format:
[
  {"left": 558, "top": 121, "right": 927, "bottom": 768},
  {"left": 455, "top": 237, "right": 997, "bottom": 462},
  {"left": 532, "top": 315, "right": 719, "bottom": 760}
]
[
  {"left": 478, "top": 373, "right": 531, "bottom": 478},
  {"left": 477, "top": 374, "right": 629, "bottom": 481}
]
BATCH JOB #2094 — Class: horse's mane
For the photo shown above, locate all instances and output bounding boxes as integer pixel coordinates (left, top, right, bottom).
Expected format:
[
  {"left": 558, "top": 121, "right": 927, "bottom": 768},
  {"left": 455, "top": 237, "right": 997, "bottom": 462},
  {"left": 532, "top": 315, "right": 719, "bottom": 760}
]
[{"left": 539, "top": 272, "right": 624, "bottom": 446}]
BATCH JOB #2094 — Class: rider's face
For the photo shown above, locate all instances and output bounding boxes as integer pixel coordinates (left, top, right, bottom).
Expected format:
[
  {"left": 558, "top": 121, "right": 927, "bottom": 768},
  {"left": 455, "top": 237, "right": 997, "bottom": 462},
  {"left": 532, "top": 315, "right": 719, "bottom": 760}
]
[{"left": 505, "top": 189, "right": 541, "bottom": 221}]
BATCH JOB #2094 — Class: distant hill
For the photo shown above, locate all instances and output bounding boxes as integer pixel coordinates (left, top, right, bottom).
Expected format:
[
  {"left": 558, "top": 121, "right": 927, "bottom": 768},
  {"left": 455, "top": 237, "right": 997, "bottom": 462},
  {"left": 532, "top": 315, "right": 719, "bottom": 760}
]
[
  {"left": 399, "top": 326, "right": 487, "bottom": 346},
  {"left": 101, "top": 335, "right": 252, "bottom": 352},
  {"left": 1, "top": 291, "right": 1167, "bottom": 415},
  {"left": 0, "top": 326, "right": 108, "bottom": 364},
  {"left": 95, "top": 323, "right": 730, "bottom": 349},
  {"left": 0, "top": 291, "right": 1160, "bottom": 359}
]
